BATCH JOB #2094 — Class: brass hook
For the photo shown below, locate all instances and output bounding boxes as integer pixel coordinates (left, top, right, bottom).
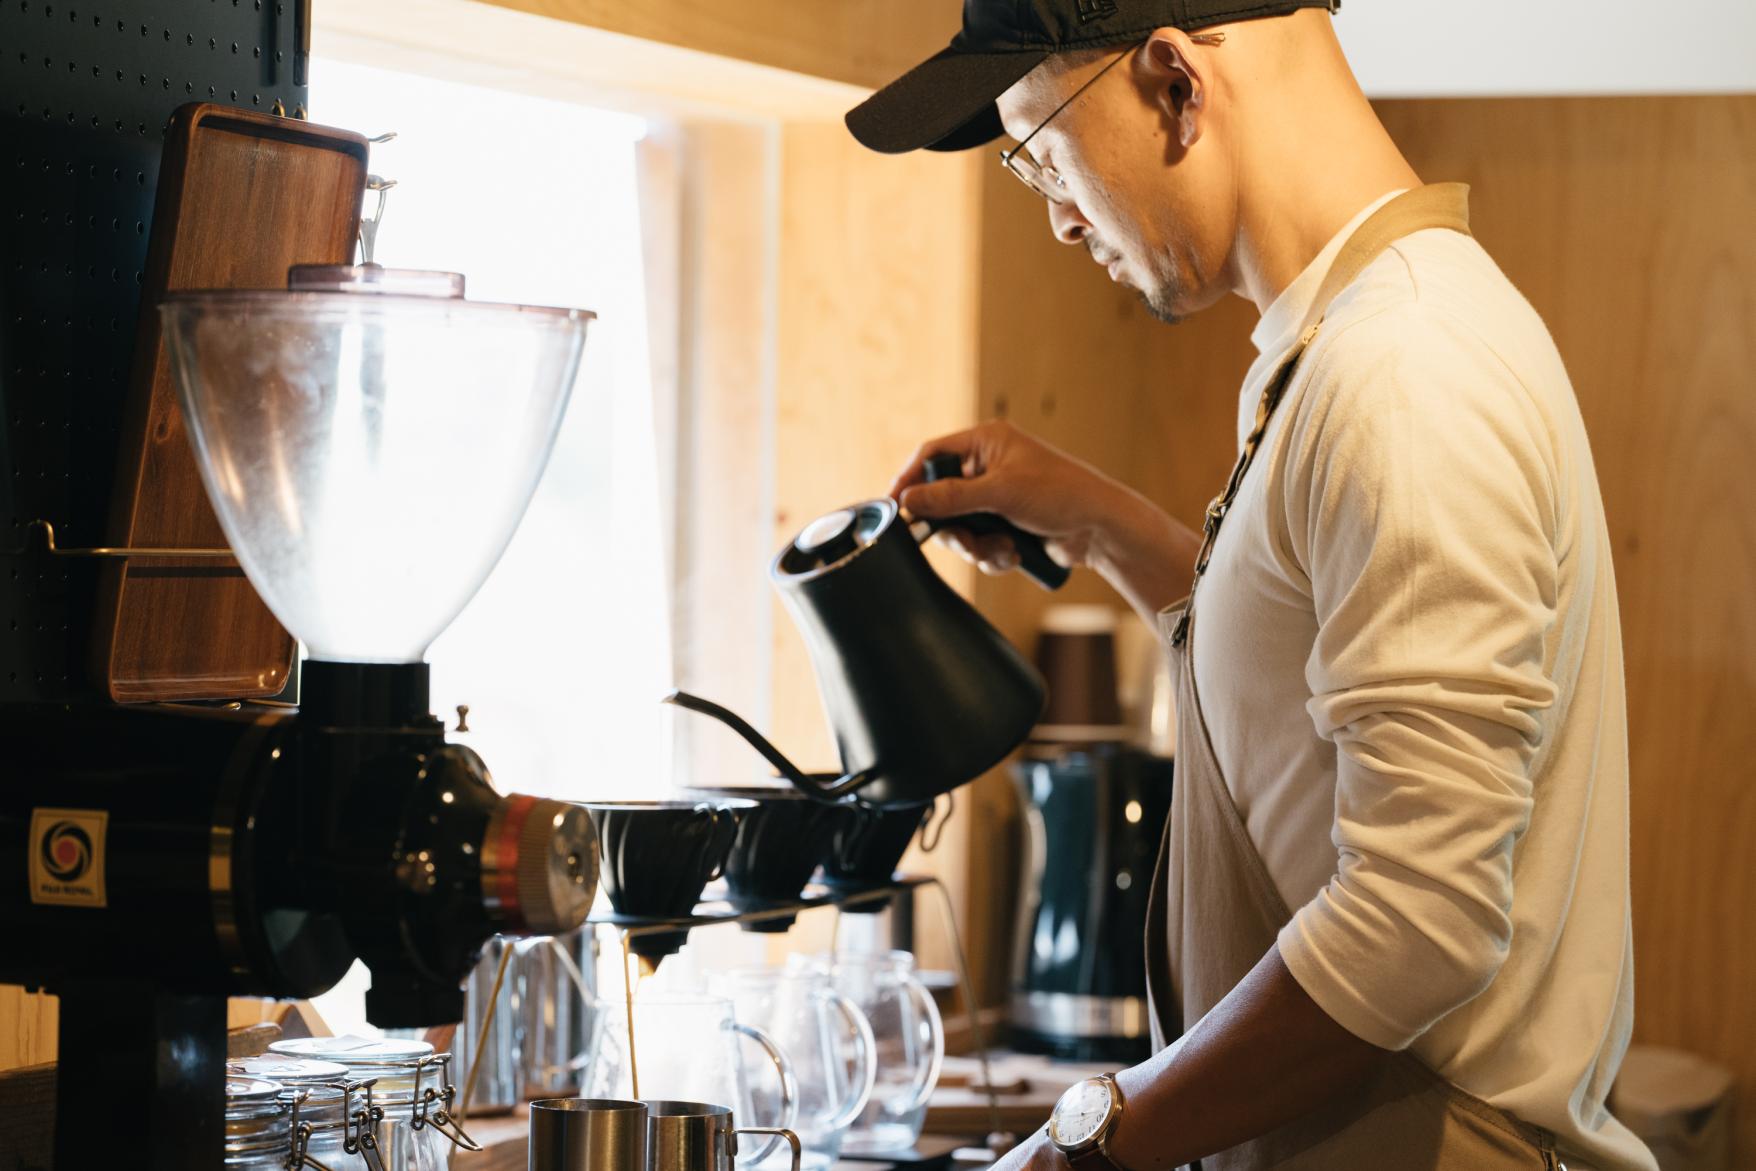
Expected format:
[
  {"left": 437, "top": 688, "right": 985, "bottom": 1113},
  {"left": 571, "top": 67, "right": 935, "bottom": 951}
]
[{"left": 7, "top": 519, "right": 236, "bottom": 559}]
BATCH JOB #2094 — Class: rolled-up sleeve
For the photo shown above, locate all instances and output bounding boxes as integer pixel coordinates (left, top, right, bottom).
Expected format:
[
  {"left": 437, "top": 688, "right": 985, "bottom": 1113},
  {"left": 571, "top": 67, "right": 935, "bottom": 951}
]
[{"left": 1274, "top": 305, "right": 1561, "bottom": 1051}]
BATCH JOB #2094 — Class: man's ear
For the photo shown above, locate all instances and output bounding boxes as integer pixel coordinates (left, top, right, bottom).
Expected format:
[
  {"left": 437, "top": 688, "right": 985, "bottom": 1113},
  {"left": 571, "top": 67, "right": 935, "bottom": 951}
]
[{"left": 1142, "top": 29, "right": 1208, "bottom": 149}]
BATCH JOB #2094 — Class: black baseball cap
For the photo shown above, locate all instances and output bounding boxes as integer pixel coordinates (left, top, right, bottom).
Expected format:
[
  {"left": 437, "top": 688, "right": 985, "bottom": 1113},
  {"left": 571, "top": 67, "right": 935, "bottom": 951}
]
[{"left": 846, "top": 0, "right": 1339, "bottom": 154}]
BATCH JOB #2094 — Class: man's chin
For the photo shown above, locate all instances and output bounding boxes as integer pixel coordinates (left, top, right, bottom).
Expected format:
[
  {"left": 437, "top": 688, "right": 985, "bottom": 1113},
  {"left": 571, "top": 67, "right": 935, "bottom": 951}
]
[{"left": 1138, "top": 286, "right": 1185, "bottom": 326}]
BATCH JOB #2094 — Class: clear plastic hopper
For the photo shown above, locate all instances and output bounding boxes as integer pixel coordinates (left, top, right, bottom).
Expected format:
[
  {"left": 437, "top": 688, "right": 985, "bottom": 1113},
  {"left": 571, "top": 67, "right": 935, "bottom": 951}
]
[{"left": 160, "top": 266, "right": 591, "bottom": 663}]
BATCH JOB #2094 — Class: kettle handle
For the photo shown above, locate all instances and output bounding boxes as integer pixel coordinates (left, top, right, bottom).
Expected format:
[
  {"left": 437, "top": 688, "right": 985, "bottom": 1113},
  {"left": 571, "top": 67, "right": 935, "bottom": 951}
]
[
  {"left": 662, "top": 691, "right": 872, "bottom": 803},
  {"left": 918, "top": 454, "right": 1072, "bottom": 590}
]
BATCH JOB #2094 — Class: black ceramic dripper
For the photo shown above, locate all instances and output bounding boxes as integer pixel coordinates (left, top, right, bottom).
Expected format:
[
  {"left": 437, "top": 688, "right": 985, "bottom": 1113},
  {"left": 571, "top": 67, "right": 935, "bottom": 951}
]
[{"left": 580, "top": 799, "right": 752, "bottom": 963}]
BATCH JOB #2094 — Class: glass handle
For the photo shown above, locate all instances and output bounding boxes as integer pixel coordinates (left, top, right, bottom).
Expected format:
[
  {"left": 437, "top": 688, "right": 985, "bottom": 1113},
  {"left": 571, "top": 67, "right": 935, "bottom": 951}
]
[
  {"left": 537, "top": 933, "right": 600, "bottom": 1074},
  {"left": 899, "top": 973, "right": 947, "bottom": 1114},
  {"left": 733, "top": 1021, "right": 799, "bottom": 1164},
  {"left": 824, "top": 992, "right": 879, "bottom": 1132},
  {"left": 736, "top": 1127, "right": 802, "bottom": 1171}
]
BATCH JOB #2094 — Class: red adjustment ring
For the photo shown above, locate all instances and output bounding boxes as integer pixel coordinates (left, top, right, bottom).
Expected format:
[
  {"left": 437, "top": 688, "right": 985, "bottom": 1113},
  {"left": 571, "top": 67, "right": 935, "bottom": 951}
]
[{"left": 481, "top": 794, "right": 598, "bottom": 936}]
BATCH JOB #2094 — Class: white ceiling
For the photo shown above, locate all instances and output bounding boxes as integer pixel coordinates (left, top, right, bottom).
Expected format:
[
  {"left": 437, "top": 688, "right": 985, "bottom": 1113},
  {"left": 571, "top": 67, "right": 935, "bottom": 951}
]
[{"left": 1335, "top": 0, "right": 1756, "bottom": 97}]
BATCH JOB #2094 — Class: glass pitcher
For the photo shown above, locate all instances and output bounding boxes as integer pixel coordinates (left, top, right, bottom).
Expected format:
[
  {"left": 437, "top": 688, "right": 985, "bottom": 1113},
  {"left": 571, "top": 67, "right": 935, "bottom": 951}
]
[
  {"left": 819, "top": 951, "right": 945, "bottom": 1155},
  {"left": 580, "top": 991, "right": 798, "bottom": 1166},
  {"left": 712, "top": 964, "right": 876, "bottom": 1171}
]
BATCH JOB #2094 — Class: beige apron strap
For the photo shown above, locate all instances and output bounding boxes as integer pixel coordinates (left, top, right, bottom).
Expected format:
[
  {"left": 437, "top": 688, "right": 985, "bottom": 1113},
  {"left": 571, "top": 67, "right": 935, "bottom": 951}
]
[
  {"left": 1307, "top": 183, "right": 1471, "bottom": 328},
  {"left": 1168, "top": 183, "right": 1472, "bottom": 648}
]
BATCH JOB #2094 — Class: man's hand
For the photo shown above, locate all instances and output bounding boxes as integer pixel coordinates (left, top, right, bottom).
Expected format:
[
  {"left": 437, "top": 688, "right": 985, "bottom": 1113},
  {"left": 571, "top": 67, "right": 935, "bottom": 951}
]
[
  {"left": 889, "top": 421, "right": 1124, "bottom": 573},
  {"left": 889, "top": 420, "right": 1199, "bottom": 622},
  {"left": 990, "top": 1127, "right": 1068, "bottom": 1171}
]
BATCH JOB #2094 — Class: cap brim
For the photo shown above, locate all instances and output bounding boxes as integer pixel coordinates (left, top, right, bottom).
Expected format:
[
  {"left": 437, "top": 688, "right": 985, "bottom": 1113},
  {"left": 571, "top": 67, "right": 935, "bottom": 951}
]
[{"left": 846, "top": 46, "right": 1049, "bottom": 155}]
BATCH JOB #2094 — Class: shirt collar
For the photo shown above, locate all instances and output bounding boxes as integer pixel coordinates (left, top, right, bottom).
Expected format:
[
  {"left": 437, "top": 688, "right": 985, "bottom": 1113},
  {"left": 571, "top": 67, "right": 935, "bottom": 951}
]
[{"left": 1248, "top": 189, "right": 1406, "bottom": 358}]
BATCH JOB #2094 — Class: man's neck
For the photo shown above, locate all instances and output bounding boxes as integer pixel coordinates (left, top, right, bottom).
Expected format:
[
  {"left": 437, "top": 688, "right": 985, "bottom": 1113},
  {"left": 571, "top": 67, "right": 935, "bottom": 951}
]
[{"left": 1225, "top": 94, "right": 1423, "bottom": 316}]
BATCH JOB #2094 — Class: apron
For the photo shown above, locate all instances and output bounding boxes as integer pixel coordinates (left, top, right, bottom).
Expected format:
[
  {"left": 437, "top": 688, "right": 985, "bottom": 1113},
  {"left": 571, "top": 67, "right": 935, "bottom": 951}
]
[{"left": 1143, "top": 185, "right": 1572, "bottom": 1171}]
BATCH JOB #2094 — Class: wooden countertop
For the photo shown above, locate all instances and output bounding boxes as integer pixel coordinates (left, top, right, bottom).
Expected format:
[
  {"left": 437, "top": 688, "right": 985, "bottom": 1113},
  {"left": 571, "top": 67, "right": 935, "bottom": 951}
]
[{"left": 453, "top": 1105, "right": 533, "bottom": 1171}]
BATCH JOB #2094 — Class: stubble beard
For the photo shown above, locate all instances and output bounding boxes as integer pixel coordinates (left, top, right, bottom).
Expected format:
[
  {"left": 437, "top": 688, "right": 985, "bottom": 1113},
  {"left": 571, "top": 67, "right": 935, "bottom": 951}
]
[
  {"left": 1139, "top": 284, "right": 1184, "bottom": 326},
  {"left": 1136, "top": 268, "right": 1185, "bottom": 326},
  {"left": 1090, "top": 236, "right": 1184, "bottom": 325}
]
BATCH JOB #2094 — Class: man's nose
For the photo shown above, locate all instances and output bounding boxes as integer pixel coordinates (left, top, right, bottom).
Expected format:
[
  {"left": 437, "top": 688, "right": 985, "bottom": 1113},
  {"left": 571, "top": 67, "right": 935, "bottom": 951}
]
[{"left": 1049, "top": 199, "right": 1090, "bottom": 245}]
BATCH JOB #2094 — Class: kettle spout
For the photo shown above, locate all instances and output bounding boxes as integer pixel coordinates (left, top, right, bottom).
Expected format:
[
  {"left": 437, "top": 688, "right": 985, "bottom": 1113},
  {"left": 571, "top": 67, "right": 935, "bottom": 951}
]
[{"left": 662, "top": 690, "right": 870, "bottom": 802}]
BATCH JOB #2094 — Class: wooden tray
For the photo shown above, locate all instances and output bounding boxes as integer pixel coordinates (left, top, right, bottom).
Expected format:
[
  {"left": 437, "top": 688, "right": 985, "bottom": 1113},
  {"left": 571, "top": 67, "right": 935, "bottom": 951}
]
[{"left": 95, "top": 104, "right": 369, "bottom": 702}]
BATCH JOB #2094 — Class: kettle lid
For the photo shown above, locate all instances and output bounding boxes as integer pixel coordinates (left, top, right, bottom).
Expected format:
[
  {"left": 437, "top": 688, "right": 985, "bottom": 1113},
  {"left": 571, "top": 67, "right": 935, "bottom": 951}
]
[{"left": 777, "top": 499, "right": 895, "bottom": 578}]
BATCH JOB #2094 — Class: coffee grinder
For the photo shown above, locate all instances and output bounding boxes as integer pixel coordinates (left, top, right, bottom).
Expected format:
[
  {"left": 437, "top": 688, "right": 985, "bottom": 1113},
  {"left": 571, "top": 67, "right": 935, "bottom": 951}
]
[{"left": 0, "top": 261, "right": 601, "bottom": 1164}]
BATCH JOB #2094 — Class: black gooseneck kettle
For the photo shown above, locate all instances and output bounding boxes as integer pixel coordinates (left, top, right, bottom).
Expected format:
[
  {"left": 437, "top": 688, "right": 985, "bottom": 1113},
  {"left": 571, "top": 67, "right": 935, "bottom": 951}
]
[{"left": 667, "top": 463, "right": 1061, "bottom": 808}]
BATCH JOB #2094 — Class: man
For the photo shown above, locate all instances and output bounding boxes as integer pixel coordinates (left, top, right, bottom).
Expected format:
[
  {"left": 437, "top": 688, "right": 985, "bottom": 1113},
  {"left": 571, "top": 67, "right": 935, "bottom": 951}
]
[{"left": 847, "top": 3, "right": 1655, "bottom": 1170}]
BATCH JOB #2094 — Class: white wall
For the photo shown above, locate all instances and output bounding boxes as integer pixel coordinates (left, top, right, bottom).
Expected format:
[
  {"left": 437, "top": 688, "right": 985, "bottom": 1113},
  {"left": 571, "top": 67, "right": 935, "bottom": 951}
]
[{"left": 1336, "top": 0, "right": 1756, "bottom": 97}]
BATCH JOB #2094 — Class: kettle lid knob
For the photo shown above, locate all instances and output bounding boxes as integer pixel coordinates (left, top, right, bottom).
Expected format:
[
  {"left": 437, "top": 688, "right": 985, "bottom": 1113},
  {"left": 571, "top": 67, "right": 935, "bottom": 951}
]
[{"left": 793, "top": 507, "right": 860, "bottom": 564}]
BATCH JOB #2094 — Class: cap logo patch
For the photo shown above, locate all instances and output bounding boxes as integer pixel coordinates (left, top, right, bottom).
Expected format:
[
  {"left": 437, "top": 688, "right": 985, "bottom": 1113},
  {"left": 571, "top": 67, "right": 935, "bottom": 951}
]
[{"left": 1076, "top": 0, "right": 1119, "bottom": 22}]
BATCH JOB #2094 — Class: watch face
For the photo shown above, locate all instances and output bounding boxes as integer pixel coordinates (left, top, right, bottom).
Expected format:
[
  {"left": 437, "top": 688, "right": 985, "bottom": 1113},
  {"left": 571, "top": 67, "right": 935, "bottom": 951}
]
[{"left": 1050, "top": 1078, "right": 1114, "bottom": 1148}]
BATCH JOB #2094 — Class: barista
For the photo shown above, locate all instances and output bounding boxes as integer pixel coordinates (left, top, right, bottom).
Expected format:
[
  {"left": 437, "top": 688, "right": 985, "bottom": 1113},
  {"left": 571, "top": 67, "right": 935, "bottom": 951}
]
[{"left": 848, "top": 3, "right": 1654, "bottom": 1170}]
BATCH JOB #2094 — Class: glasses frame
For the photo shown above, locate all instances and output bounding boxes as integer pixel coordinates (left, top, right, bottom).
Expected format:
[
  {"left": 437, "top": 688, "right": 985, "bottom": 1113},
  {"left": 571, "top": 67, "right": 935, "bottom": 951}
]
[{"left": 998, "top": 31, "right": 1225, "bottom": 204}]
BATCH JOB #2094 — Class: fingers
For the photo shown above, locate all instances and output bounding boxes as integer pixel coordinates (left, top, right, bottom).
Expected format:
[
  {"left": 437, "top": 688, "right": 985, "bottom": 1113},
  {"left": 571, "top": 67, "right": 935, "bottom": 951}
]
[
  {"left": 937, "top": 527, "right": 1019, "bottom": 575},
  {"left": 897, "top": 476, "right": 982, "bottom": 519},
  {"left": 887, "top": 427, "right": 983, "bottom": 501}
]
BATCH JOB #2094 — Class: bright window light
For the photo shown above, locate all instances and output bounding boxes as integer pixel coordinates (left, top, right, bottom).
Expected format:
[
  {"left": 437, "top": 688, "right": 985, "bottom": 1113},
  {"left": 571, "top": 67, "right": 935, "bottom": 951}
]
[
  {"left": 308, "top": 58, "right": 671, "bottom": 804},
  {"left": 306, "top": 56, "right": 674, "bottom": 1036}
]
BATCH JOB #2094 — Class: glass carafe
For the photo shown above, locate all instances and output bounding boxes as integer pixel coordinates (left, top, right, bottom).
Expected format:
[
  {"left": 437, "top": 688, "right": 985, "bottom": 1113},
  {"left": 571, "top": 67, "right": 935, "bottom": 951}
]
[
  {"left": 581, "top": 991, "right": 798, "bottom": 1166},
  {"left": 821, "top": 951, "right": 945, "bottom": 1155},
  {"left": 712, "top": 964, "right": 876, "bottom": 1170}
]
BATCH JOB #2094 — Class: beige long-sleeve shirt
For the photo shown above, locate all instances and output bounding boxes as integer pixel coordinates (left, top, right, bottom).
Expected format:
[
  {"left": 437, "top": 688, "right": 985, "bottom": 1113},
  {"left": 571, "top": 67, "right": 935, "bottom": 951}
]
[{"left": 1192, "top": 193, "right": 1654, "bottom": 1170}]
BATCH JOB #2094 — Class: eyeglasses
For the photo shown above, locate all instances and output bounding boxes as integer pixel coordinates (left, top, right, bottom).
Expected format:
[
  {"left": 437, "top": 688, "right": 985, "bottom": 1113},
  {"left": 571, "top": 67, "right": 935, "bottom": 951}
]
[{"left": 999, "top": 32, "right": 1225, "bottom": 205}]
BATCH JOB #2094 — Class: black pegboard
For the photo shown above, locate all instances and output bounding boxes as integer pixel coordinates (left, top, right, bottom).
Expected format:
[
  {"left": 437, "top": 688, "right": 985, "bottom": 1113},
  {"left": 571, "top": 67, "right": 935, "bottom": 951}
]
[{"left": 0, "top": 0, "right": 307, "bottom": 702}]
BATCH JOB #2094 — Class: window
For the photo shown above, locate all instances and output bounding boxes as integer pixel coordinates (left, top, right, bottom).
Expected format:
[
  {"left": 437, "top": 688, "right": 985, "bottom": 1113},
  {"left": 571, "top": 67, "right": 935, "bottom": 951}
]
[
  {"left": 306, "top": 56, "right": 678, "bottom": 1035},
  {"left": 310, "top": 58, "right": 672, "bottom": 804}
]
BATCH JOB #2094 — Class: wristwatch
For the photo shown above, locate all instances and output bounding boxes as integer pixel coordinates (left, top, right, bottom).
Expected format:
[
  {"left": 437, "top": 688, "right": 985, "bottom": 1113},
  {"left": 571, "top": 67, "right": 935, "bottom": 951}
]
[{"left": 1047, "top": 1074, "right": 1129, "bottom": 1171}]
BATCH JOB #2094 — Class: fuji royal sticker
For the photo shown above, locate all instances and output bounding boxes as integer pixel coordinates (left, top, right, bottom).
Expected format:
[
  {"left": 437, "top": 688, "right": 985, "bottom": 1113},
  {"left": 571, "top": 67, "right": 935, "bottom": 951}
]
[{"left": 29, "top": 808, "right": 108, "bottom": 908}]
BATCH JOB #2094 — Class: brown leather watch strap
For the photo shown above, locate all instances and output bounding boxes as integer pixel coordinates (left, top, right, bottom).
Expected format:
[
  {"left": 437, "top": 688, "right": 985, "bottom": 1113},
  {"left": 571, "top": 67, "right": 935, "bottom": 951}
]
[{"left": 1068, "top": 1145, "right": 1128, "bottom": 1171}]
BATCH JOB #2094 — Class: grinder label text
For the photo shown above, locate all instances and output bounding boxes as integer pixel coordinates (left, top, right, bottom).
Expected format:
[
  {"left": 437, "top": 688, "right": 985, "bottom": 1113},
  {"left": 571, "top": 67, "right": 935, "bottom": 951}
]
[{"left": 29, "top": 808, "right": 108, "bottom": 908}]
